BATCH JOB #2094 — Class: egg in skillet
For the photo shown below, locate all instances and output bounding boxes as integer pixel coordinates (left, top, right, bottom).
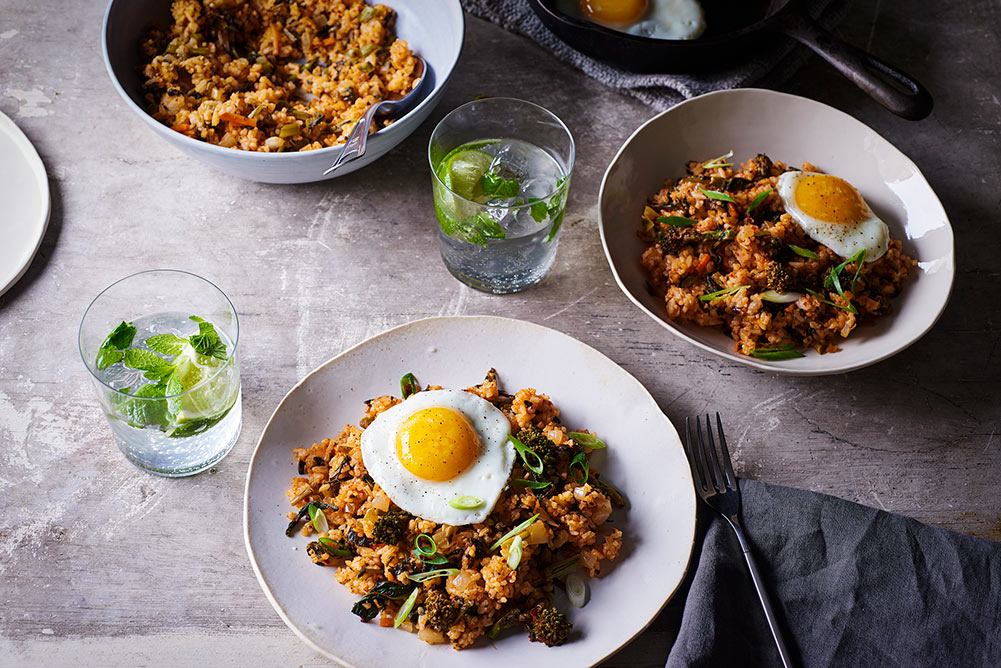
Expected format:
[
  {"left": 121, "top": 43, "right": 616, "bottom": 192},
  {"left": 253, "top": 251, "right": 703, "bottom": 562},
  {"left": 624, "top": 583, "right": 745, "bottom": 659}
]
[
  {"left": 360, "top": 389, "right": 514, "bottom": 525},
  {"left": 777, "top": 171, "right": 890, "bottom": 262},
  {"left": 559, "top": 0, "right": 706, "bottom": 40}
]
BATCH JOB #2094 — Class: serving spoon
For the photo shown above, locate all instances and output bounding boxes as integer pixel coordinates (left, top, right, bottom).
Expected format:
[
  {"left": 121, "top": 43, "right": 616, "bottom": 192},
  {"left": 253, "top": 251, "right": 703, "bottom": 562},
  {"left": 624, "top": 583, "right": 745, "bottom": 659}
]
[{"left": 323, "top": 56, "right": 427, "bottom": 176}]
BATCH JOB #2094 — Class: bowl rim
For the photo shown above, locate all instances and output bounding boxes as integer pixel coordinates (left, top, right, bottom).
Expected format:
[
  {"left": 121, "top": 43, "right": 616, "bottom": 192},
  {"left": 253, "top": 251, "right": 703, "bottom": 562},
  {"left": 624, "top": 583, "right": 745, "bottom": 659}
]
[
  {"left": 597, "top": 87, "right": 955, "bottom": 376},
  {"left": 100, "top": 0, "right": 465, "bottom": 161}
]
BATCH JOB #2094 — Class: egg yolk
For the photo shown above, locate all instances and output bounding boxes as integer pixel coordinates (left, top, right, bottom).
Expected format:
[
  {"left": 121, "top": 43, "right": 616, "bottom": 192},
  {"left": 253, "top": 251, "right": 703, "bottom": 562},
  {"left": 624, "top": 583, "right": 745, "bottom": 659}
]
[
  {"left": 395, "top": 407, "right": 479, "bottom": 482},
  {"left": 794, "top": 174, "right": 868, "bottom": 224},
  {"left": 579, "top": 0, "right": 649, "bottom": 26}
]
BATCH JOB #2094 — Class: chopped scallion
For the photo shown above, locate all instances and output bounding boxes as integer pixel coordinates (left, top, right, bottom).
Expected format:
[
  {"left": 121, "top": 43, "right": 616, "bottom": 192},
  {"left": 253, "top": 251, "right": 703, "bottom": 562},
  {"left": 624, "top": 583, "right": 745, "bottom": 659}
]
[
  {"left": 569, "top": 451, "right": 589, "bottom": 485},
  {"left": 749, "top": 345, "right": 806, "bottom": 360},
  {"left": 393, "top": 587, "right": 420, "bottom": 628},
  {"left": 566, "top": 572, "right": 588, "bottom": 608},
  {"left": 569, "top": 432, "right": 605, "bottom": 449},
  {"left": 508, "top": 435, "right": 544, "bottom": 475},
  {"left": 278, "top": 122, "right": 299, "bottom": 138},
  {"left": 699, "top": 285, "right": 749, "bottom": 302},
  {"left": 789, "top": 244, "right": 820, "bottom": 259},
  {"left": 317, "top": 536, "right": 352, "bottom": 557},
  {"left": 308, "top": 503, "right": 329, "bottom": 535},
  {"left": 507, "top": 535, "right": 523, "bottom": 570},
  {"left": 448, "top": 495, "right": 483, "bottom": 510},
  {"left": 805, "top": 288, "right": 858, "bottom": 314},
  {"left": 414, "top": 534, "right": 436, "bottom": 556},
  {"left": 699, "top": 188, "right": 737, "bottom": 203},
  {"left": 407, "top": 568, "right": 458, "bottom": 583},
  {"left": 747, "top": 188, "right": 773, "bottom": 213},
  {"left": 400, "top": 372, "right": 418, "bottom": 399},
  {"left": 759, "top": 290, "right": 803, "bottom": 304},
  {"left": 702, "top": 150, "right": 734, "bottom": 170},
  {"left": 490, "top": 514, "right": 539, "bottom": 551},
  {"left": 513, "top": 479, "right": 552, "bottom": 490}
]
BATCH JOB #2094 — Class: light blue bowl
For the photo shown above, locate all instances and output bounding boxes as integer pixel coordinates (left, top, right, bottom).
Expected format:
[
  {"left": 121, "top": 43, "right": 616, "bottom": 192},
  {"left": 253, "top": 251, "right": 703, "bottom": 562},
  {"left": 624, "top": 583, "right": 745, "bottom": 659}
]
[{"left": 102, "top": 0, "right": 463, "bottom": 184}]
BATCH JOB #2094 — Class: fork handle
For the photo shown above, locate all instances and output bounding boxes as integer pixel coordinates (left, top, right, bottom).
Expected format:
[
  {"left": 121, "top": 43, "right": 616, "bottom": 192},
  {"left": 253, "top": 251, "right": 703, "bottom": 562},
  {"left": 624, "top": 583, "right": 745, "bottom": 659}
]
[{"left": 732, "top": 522, "right": 797, "bottom": 668}]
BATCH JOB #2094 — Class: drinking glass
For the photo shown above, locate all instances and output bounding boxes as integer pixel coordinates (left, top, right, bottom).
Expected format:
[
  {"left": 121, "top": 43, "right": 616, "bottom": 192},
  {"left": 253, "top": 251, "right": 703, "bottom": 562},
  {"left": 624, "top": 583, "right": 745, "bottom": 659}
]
[
  {"left": 429, "top": 97, "right": 576, "bottom": 294},
  {"left": 79, "top": 270, "right": 241, "bottom": 476}
]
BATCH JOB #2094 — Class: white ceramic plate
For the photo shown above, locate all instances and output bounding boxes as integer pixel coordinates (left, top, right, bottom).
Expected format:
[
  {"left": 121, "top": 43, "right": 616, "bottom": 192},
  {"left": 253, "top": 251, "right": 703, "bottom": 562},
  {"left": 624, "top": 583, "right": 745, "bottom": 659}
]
[
  {"left": 0, "top": 110, "right": 50, "bottom": 298},
  {"left": 244, "top": 316, "right": 696, "bottom": 667},
  {"left": 599, "top": 88, "right": 955, "bottom": 376}
]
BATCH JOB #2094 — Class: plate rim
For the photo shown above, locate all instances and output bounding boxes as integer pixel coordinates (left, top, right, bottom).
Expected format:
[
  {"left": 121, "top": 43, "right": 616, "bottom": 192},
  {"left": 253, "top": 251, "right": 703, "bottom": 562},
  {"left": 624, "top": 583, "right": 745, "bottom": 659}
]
[
  {"left": 243, "top": 315, "right": 697, "bottom": 667},
  {"left": 0, "top": 109, "right": 51, "bottom": 298},
  {"left": 597, "top": 87, "right": 956, "bottom": 377}
]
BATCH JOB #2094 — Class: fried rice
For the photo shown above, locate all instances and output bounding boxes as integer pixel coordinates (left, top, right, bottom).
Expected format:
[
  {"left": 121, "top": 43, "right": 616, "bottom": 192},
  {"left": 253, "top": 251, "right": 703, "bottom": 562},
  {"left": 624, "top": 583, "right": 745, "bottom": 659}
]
[
  {"left": 284, "top": 370, "right": 624, "bottom": 649},
  {"left": 639, "top": 154, "right": 916, "bottom": 357},
  {"left": 140, "top": 0, "right": 420, "bottom": 152}
]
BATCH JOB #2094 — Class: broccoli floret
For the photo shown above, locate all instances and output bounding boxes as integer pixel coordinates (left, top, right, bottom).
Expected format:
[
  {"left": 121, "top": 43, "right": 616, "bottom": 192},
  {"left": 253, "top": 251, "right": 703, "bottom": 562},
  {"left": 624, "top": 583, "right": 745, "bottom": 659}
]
[
  {"left": 515, "top": 427, "right": 558, "bottom": 469},
  {"left": 766, "top": 261, "right": 792, "bottom": 293},
  {"left": 525, "top": 605, "right": 572, "bottom": 647},
  {"left": 421, "top": 589, "right": 461, "bottom": 632},
  {"left": 371, "top": 510, "right": 411, "bottom": 545}
]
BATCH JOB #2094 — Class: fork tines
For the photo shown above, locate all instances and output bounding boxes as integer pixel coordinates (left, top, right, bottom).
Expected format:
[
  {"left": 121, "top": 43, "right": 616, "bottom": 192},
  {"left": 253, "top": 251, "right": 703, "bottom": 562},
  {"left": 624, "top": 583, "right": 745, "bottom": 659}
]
[{"left": 685, "top": 413, "right": 738, "bottom": 497}]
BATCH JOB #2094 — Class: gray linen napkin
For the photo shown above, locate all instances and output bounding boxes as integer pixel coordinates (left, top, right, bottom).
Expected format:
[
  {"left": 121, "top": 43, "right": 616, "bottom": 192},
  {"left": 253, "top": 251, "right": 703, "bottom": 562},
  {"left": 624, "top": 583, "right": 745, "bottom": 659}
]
[
  {"left": 459, "top": 0, "right": 852, "bottom": 110},
  {"left": 666, "top": 480, "right": 1001, "bottom": 667}
]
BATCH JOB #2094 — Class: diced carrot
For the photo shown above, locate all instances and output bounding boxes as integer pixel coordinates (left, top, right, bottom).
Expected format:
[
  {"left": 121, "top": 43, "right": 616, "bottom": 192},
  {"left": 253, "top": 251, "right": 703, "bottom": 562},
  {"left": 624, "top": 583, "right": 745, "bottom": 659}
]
[
  {"left": 379, "top": 610, "right": 394, "bottom": 628},
  {"left": 219, "top": 112, "right": 258, "bottom": 127},
  {"left": 170, "top": 124, "right": 192, "bottom": 133},
  {"left": 695, "top": 253, "right": 711, "bottom": 273}
]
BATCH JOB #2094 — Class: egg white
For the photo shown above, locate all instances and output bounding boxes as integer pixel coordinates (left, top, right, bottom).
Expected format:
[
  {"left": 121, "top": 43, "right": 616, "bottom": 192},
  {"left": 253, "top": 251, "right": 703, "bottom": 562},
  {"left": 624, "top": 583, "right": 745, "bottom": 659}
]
[
  {"left": 558, "top": 0, "right": 706, "bottom": 41},
  {"left": 360, "top": 389, "right": 514, "bottom": 525},
  {"left": 778, "top": 171, "right": 889, "bottom": 262}
]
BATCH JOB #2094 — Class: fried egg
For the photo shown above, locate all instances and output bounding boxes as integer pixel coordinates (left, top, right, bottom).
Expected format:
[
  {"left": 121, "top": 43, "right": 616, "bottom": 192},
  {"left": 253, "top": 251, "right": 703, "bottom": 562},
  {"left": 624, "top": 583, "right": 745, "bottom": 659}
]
[
  {"left": 777, "top": 171, "right": 889, "bottom": 262},
  {"left": 560, "top": 0, "right": 706, "bottom": 40},
  {"left": 360, "top": 389, "right": 514, "bottom": 525}
]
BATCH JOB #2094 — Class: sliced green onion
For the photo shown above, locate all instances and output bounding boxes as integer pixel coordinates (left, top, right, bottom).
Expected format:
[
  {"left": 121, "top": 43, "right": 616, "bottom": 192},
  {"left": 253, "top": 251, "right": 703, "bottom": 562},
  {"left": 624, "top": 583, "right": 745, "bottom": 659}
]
[
  {"left": 702, "top": 150, "right": 734, "bottom": 170},
  {"left": 546, "top": 555, "right": 580, "bottom": 581},
  {"left": 847, "top": 248, "right": 867, "bottom": 290},
  {"left": 359, "top": 6, "right": 376, "bottom": 21},
  {"left": 412, "top": 550, "right": 449, "bottom": 565},
  {"left": 513, "top": 479, "right": 552, "bottom": 490},
  {"left": 278, "top": 122, "right": 299, "bottom": 138},
  {"left": 750, "top": 345, "right": 806, "bottom": 360},
  {"left": 407, "top": 568, "right": 458, "bottom": 583},
  {"left": 569, "top": 432, "right": 605, "bottom": 449},
  {"left": 308, "top": 504, "right": 329, "bottom": 535},
  {"left": 393, "top": 587, "right": 420, "bottom": 628},
  {"left": 449, "top": 495, "right": 483, "bottom": 510},
  {"left": 805, "top": 288, "right": 858, "bottom": 314},
  {"left": 699, "top": 188, "right": 736, "bottom": 203},
  {"left": 789, "top": 244, "right": 820, "bottom": 259},
  {"left": 569, "top": 451, "right": 589, "bottom": 485},
  {"left": 566, "top": 572, "right": 588, "bottom": 608},
  {"left": 491, "top": 514, "right": 539, "bottom": 551},
  {"left": 508, "top": 435, "right": 544, "bottom": 475},
  {"left": 291, "top": 108, "right": 312, "bottom": 121},
  {"left": 247, "top": 104, "right": 266, "bottom": 120},
  {"left": 506, "top": 535, "right": 524, "bottom": 570},
  {"left": 414, "top": 534, "right": 437, "bottom": 556},
  {"left": 400, "top": 372, "right": 418, "bottom": 399},
  {"left": 747, "top": 188, "right": 773, "bottom": 213},
  {"left": 759, "top": 290, "right": 803, "bottom": 304},
  {"left": 699, "top": 285, "right": 749, "bottom": 302},
  {"left": 317, "top": 537, "right": 352, "bottom": 557},
  {"left": 657, "top": 215, "right": 695, "bottom": 228}
]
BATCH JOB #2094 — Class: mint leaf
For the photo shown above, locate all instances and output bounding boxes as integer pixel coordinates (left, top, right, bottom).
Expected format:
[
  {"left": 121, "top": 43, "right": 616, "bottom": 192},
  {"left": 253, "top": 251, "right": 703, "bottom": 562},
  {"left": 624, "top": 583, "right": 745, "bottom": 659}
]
[
  {"left": 145, "top": 334, "right": 186, "bottom": 355},
  {"left": 120, "top": 395, "right": 168, "bottom": 429},
  {"left": 96, "top": 321, "right": 137, "bottom": 370},
  {"left": 133, "top": 383, "right": 166, "bottom": 398},
  {"left": 123, "top": 348, "right": 171, "bottom": 372},
  {"left": 528, "top": 198, "right": 548, "bottom": 224},
  {"left": 165, "top": 373, "right": 183, "bottom": 418},
  {"left": 166, "top": 404, "right": 234, "bottom": 439},
  {"left": 190, "top": 320, "right": 227, "bottom": 360},
  {"left": 481, "top": 172, "right": 519, "bottom": 198}
]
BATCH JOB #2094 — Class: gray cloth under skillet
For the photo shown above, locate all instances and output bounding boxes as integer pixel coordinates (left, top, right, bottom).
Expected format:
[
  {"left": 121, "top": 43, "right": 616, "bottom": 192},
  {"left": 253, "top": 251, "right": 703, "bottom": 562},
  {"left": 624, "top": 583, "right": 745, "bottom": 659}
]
[
  {"left": 666, "top": 480, "right": 1001, "bottom": 668},
  {"left": 459, "top": 0, "right": 853, "bottom": 110}
]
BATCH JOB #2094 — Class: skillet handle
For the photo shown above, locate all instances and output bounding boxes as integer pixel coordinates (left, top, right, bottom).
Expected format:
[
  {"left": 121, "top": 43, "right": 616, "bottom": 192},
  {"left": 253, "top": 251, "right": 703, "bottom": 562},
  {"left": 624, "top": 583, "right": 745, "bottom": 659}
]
[{"left": 776, "top": 9, "right": 933, "bottom": 120}]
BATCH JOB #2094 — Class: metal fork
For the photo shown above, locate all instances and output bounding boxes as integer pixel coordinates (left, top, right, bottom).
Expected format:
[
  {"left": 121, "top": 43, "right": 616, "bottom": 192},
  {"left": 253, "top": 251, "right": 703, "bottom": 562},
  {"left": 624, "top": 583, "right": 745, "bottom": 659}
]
[{"left": 684, "top": 414, "right": 796, "bottom": 668}]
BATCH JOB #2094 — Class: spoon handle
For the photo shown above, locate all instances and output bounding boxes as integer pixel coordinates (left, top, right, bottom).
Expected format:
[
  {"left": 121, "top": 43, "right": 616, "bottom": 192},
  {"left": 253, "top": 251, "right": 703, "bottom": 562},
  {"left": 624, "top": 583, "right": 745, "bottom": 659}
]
[{"left": 323, "top": 101, "right": 384, "bottom": 176}]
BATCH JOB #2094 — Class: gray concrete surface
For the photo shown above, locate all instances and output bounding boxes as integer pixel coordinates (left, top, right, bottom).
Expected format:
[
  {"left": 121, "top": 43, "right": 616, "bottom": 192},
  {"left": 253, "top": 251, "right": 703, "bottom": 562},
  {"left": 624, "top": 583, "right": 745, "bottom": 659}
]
[{"left": 1, "top": 1, "right": 999, "bottom": 665}]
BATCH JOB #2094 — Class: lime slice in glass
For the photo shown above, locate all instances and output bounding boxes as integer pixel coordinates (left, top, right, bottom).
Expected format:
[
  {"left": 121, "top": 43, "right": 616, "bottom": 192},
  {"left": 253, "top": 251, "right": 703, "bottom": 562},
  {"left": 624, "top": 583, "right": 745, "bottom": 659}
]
[
  {"left": 442, "top": 148, "right": 493, "bottom": 203},
  {"left": 165, "top": 344, "right": 239, "bottom": 437}
]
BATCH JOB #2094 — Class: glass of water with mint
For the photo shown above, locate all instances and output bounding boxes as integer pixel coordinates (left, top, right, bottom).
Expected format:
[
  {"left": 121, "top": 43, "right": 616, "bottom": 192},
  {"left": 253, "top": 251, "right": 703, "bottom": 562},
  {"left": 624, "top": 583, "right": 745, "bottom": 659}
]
[
  {"left": 429, "top": 97, "right": 576, "bottom": 294},
  {"left": 79, "top": 270, "right": 241, "bottom": 476}
]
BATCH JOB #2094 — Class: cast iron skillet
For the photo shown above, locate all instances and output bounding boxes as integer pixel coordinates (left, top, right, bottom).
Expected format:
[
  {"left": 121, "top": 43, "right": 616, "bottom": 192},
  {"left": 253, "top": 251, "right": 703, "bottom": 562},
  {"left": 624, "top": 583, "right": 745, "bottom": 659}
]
[{"left": 528, "top": 0, "right": 933, "bottom": 120}]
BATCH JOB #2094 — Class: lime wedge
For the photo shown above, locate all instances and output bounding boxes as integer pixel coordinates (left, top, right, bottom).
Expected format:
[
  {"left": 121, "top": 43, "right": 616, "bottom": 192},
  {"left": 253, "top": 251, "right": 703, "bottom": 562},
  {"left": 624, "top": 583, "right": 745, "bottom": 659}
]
[
  {"left": 442, "top": 148, "right": 493, "bottom": 203},
  {"left": 168, "top": 344, "right": 237, "bottom": 427}
]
